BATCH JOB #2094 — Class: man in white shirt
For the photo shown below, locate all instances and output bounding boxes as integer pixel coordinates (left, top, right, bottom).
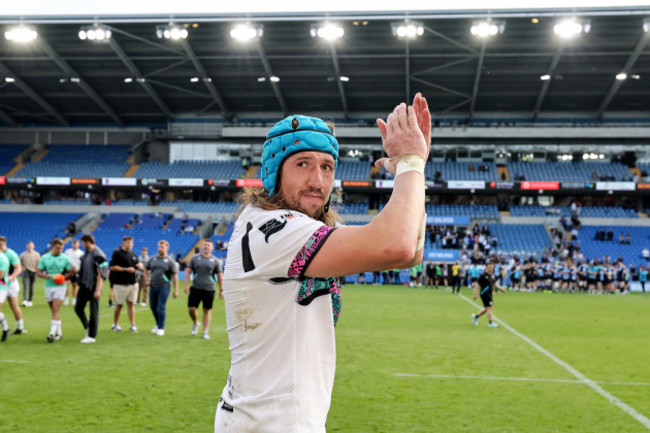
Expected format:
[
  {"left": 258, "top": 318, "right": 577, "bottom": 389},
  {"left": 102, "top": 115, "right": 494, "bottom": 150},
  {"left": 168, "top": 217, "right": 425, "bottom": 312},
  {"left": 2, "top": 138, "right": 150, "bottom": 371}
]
[
  {"left": 215, "top": 94, "right": 430, "bottom": 432},
  {"left": 64, "top": 239, "right": 84, "bottom": 306}
]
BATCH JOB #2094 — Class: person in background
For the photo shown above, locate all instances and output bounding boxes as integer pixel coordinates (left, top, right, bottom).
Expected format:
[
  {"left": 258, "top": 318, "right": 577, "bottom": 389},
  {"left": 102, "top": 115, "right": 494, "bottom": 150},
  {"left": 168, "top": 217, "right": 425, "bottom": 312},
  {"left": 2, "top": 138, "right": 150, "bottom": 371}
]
[
  {"left": 184, "top": 239, "right": 223, "bottom": 340},
  {"left": 146, "top": 240, "right": 179, "bottom": 336},
  {"left": 19, "top": 241, "right": 40, "bottom": 307},
  {"left": 75, "top": 234, "right": 108, "bottom": 344},
  {"left": 63, "top": 239, "right": 84, "bottom": 306},
  {"left": 0, "top": 236, "right": 27, "bottom": 334},
  {"left": 472, "top": 261, "right": 507, "bottom": 328},
  {"left": 36, "top": 238, "right": 76, "bottom": 342},
  {"left": 137, "top": 247, "right": 150, "bottom": 307}
]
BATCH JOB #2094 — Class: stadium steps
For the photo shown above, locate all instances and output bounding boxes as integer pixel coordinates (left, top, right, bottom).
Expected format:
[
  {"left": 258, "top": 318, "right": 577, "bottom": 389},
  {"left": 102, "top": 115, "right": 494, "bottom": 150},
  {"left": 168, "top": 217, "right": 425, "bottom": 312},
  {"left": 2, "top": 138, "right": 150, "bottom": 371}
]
[
  {"left": 245, "top": 164, "right": 259, "bottom": 178},
  {"left": 124, "top": 164, "right": 140, "bottom": 177},
  {"left": 6, "top": 162, "right": 24, "bottom": 177},
  {"left": 184, "top": 238, "right": 204, "bottom": 262},
  {"left": 32, "top": 148, "right": 49, "bottom": 162},
  {"left": 497, "top": 165, "right": 510, "bottom": 181}
]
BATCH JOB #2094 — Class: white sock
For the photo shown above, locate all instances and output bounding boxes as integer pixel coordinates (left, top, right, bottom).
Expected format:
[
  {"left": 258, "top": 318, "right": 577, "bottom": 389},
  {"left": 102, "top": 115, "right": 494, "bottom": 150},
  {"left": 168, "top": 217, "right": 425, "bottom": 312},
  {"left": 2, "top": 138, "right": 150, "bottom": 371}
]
[
  {"left": 56, "top": 320, "right": 62, "bottom": 335},
  {"left": 50, "top": 320, "right": 58, "bottom": 335},
  {"left": 16, "top": 319, "right": 24, "bottom": 330},
  {"left": 0, "top": 312, "right": 8, "bottom": 331}
]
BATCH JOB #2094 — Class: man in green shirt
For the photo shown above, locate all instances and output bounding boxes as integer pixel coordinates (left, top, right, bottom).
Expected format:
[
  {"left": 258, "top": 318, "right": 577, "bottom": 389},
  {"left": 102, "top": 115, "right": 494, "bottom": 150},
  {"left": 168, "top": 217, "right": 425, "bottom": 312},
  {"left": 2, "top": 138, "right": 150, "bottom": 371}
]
[
  {"left": 0, "top": 251, "right": 10, "bottom": 342},
  {"left": 37, "top": 238, "right": 75, "bottom": 342},
  {"left": 0, "top": 236, "right": 27, "bottom": 334}
]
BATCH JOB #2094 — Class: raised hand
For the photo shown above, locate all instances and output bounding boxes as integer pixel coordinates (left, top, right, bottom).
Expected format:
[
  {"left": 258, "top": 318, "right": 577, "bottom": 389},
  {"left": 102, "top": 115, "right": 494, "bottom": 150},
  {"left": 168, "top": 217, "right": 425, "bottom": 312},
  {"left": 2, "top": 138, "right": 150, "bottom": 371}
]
[{"left": 375, "top": 94, "right": 430, "bottom": 173}]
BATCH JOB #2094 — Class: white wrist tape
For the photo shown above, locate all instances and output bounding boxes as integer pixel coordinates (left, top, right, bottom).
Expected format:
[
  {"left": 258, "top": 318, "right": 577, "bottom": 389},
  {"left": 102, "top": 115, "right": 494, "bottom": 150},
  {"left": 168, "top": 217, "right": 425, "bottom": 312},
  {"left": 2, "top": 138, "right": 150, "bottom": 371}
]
[
  {"left": 395, "top": 155, "right": 426, "bottom": 177},
  {"left": 416, "top": 213, "right": 427, "bottom": 250}
]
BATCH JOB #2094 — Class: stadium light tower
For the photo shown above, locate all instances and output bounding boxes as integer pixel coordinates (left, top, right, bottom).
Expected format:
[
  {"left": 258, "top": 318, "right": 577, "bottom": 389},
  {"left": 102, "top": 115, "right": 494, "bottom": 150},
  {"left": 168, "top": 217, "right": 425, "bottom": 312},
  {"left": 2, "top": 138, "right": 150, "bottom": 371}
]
[
  {"left": 78, "top": 24, "right": 112, "bottom": 42},
  {"left": 553, "top": 18, "right": 590, "bottom": 38},
  {"left": 156, "top": 23, "right": 188, "bottom": 40},
  {"left": 391, "top": 21, "right": 424, "bottom": 39},
  {"left": 310, "top": 23, "right": 344, "bottom": 40},
  {"left": 470, "top": 21, "right": 505, "bottom": 38},
  {"left": 4, "top": 25, "right": 38, "bottom": 43},
  {"left": 230, "top": 24, "right": 263, "bottom": 42}
]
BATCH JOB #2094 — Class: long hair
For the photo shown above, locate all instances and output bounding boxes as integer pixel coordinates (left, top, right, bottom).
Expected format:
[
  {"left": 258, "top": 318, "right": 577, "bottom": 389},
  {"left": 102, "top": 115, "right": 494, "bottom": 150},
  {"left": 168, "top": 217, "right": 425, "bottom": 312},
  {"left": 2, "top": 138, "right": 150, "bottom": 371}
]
[{"left": 236, "top": 187, "right": 341, "bottom": 228}]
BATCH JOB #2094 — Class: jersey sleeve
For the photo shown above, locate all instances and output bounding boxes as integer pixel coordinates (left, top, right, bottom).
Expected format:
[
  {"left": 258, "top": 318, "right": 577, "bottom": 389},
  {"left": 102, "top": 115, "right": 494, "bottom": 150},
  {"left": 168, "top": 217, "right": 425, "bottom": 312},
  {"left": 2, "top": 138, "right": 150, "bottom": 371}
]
[
  {"left": 37, "top": 257, "right": 46, "bottom": 270},
  {"left": 233, "top": 208, "right": 335, "bottom": 280}
]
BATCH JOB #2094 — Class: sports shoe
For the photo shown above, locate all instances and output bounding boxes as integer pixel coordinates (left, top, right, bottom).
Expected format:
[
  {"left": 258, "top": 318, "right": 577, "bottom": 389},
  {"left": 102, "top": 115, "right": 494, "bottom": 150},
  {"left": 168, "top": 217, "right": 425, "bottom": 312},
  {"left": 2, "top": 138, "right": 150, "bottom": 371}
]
[
  {"left": 472, "top": 314, "right": 478, "bottom": 326},
  {"left": 72, "top": 298, "right": 76, "bottom": 306},
  {"left": 13, "top": 328, "right": 27, "bottom": 335},
  {"left": 47, "top": 333, "right": 55, "bottom": 343},
  {"left": 54, "top": 333, "right": 62, "bottom": 340},
  {"left": 140, "top": 302, "right": 147, "bottom": 307},
  {"left": 22, "top": 300, "right": 27, "bottom": 307},
  {"left": 111, "top": 324, "right": 123, "bottom": 332},
  {"left": 64, "top": 297, "right": 69, "bottom": 306},
  {"left": 488, "top": 322, "right": 499, "bottom": 328},
  {"left": 151, "top": 326, "right": 159, "bottom": 334},
  {"left": 1, "top": 329, "right": 9, "bottom": 342},
  {"left": 191, "top": 322, "right": 200, "bottom": 336},
  {"left": 155, "top": 329, "right": 165, "bottom": 336},
  {"left": 27, "top": 301, "right": 33, "bottom": 307},
  {"left": 80, "top": 336, "right": 96, "bottom": 344},
  {"left": 129, "top": 325, "right": 138, "bottom": 333},
  {"left": 202, "top": 332, "right": 210, "bottom": 340}
]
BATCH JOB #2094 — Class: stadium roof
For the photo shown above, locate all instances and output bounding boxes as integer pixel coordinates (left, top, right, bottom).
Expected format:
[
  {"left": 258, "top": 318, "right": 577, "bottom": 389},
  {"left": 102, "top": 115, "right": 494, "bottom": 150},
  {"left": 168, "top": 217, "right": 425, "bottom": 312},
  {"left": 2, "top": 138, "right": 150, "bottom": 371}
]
[{"left": 0, "top": 6, "right": 649, "bottom": 127}]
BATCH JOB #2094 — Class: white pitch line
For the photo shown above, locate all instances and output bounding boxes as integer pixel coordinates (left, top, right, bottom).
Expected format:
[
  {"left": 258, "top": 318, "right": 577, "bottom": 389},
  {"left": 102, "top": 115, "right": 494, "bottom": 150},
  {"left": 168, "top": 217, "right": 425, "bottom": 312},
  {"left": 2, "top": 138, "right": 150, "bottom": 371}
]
[
  {"left": 394, "top": 373, "right": 650, "bottom": 387},
  {"left": 1, "top": 359, "right": 28, "bottom": 363},
  {"left": 459, "top": 293, "right": 650, "bottom": 430}
]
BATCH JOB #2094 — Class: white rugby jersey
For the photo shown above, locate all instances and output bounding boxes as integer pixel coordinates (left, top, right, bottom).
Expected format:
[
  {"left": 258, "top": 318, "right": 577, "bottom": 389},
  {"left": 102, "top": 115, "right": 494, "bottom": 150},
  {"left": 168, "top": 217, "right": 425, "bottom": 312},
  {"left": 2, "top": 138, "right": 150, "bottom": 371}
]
[{"left": 215, "top": 204, "right": 341, "bottom": 433}]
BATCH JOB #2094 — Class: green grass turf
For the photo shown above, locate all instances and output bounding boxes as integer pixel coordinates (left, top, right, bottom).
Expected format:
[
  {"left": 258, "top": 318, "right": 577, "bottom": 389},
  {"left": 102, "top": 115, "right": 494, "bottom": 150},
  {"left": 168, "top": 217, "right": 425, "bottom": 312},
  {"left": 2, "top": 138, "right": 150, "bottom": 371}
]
[{"left": 1, "top": 281, "right": 649, "bottom": 432}]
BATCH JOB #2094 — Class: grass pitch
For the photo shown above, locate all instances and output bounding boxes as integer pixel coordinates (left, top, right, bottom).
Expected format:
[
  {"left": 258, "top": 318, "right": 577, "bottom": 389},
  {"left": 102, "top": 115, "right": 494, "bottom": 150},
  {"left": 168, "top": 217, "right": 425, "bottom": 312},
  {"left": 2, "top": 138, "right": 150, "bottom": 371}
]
[{"left": 1, "top": 281, "right": 649, "bottom": 432}]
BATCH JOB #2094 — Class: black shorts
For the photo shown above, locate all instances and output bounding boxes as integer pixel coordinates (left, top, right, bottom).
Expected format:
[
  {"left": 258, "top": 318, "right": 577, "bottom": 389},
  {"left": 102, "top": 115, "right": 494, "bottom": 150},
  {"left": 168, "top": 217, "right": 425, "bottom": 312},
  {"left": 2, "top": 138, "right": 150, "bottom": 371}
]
[
  {"left": 480, "top": 292, "right": 493, "bottom": 307},
  {"left": 70, "top": 273, "right": 79, "bottom": 283},
  {"left": 188, "top": 287, "right": 215, "bottom": 310}
]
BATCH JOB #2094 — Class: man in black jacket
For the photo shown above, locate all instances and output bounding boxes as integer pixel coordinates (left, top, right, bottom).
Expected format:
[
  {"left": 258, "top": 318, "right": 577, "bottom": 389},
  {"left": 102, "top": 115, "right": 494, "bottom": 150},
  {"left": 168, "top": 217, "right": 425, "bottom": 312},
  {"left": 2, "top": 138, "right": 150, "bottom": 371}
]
[{"left": 75, "top": 234, "right": 108, "bottom": 344}]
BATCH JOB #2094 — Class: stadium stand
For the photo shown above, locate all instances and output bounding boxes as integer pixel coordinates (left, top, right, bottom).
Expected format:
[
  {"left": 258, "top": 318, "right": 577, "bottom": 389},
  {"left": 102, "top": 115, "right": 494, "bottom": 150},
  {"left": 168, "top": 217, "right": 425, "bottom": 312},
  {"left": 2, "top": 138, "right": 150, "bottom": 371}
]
[
  {"left": 0, "top": 145, "right": 27, "bottom": 175},
  {"left": 378, "top": 203, "right": 499, "bottom": 219},
  {"left": 17, "top": 145, "right": 130, "bottom": 178},
  {"left": 134, "top": 160, "right": 242, "bottom": 179},
  {"left": 67, "top": 213, "right": 200, "bottom": 258},
  {"left": 576, "top": 225, "right": 649, "bottom": 266},
  {"left": 0, "top": 212, "right": 82, "bottom": 253},
  {"left": 510, "top": 205, "right": 637, "bottom": 218},
  {"left": 425, "top": 161, "right": 498, "bottom": 181},
  {"left": 335, "top": 160, "right": 371, "bottom": 180},
  {"left": 488, "top": 223, "right": 552, "bottom": 256},
  {"left": 508, "top": 162, "right": 631, "bottom": 182},
  {"left": 158, "top": 201, "right": 240, "bottom": 213},
  {"left": 337, "top": 202, "right": 369, "bottom": 215}
]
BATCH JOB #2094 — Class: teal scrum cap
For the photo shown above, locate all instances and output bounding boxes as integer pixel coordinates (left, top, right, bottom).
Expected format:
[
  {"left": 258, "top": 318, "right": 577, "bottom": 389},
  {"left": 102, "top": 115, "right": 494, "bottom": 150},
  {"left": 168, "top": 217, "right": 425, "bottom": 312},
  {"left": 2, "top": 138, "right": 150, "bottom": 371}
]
[{"left": 261, "top": 114, "right": 339, "bottom": 195}]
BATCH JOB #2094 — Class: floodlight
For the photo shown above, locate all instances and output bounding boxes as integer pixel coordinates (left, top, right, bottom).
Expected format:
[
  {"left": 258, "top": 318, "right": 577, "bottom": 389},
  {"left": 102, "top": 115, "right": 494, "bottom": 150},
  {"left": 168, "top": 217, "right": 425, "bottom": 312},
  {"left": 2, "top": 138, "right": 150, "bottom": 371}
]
[
  {"left": 230, "top": 24, "right": 263, "bottom": 42},
  {"left": 339, "top": 76, "right": 350, "bottom": 82},
  {"left": 156, "top": 24, "right": 188, "bottom": 40},
  {"left": 553, "top": 19, "right": 590, "bottom": 38},
  {"left": 269, "top": 76, "right": 280, "bottom": 83},
  {"left": 4, "top": 26, "right": 37, "bottom": 42},
  {"left": 644, "top": 19, "right": 649, "bottom": 32},
  {"left": 190, "top": 77, "right": 200, "bottom": 83},
  {"left": 5, "top": 77, "right": 15, "bottom": 83},
  {"left": 470, "top": 21, "right": 505, "bottom": 38},
  {"left": 78, "top": 25, "right": 112, "bottom": 42},
  {"left": 310, "top": 23, "right": 344, "bottom": 40},
  {"left": 540, "top": 74, "right": 551, "bottom": 81},
  {"left": 391, "top": 21, "right": 424, "bottom": 39},
  {"left": 616, "top": 73, "right": 627, "bottom": 81}
]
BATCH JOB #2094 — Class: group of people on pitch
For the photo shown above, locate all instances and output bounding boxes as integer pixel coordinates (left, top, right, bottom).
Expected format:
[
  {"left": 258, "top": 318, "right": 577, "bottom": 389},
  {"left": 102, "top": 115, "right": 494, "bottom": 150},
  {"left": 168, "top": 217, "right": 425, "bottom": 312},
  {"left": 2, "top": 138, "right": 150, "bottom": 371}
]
[{"left": 0, "top": 234, "right": 223, "bottom": 344}]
